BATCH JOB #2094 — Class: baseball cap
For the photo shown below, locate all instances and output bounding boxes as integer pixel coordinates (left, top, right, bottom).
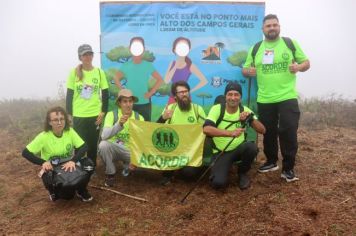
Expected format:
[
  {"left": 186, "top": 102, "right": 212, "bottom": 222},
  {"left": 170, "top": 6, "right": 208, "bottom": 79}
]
[{"left": 78, "top": 44, "right": 93, "bottom": 56}]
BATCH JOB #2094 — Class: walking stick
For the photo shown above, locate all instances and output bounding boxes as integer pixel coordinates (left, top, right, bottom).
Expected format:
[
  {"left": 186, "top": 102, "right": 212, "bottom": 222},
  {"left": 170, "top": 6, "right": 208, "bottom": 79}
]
[
  {"left": 180, "top": 115, "right": 252, "bottom": 203},
  {"left": 180, "top": 136, "right": 237, "bottom": 204}
]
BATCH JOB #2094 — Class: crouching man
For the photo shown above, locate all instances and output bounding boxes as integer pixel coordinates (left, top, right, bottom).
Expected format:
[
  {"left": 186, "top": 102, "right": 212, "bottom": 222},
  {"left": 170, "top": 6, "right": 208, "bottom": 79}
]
[
  {"left": 98, "top": 89, "right": 144, "bottom": 187},
  {"left": 203, "top": 82, "right": 266, "bottom": 190}
]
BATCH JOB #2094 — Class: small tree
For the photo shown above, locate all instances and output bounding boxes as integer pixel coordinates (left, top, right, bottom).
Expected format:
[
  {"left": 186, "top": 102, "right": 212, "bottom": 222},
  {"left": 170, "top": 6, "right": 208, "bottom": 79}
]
[
  {"left": 196, "top": 93, "right": 213, "bottom": 106},
  {"left": 227, "top": 50, "right": 248, "bottom": 68}
]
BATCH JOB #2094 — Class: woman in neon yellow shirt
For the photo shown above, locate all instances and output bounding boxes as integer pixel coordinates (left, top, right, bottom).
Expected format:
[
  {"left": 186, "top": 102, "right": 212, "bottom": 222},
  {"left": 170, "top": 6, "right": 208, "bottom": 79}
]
[
  {"left": 22, "top": 106, "right": 93, "bottom": 202},
  {"left": 66, "top": 44, "right": 109, "bottom": 167}
]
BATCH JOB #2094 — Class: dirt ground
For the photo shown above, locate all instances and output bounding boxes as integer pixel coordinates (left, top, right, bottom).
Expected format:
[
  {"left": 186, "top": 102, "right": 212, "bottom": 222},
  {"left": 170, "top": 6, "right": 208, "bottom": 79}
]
[{"left": 0, "top": 127, "right": 355, "bottom": 235}]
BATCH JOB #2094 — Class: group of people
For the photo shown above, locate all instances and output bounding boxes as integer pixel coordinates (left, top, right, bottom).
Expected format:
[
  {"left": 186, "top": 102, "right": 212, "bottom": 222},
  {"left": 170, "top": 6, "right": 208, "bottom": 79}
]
[{"left": 22, "top": 14, "right": 309, "bottom": 202}]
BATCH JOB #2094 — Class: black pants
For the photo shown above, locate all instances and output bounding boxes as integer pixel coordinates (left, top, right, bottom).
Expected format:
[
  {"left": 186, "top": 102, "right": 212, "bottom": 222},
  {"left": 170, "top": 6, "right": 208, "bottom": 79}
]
[
  {"left": 210, "top": 141, "right": 258, "bottom": 189},
  {"left": 73, "top": 116, "right": 100, "bottom": 166},
  {"left": 133, "top": 103, "right": 151, "bottom": 121},
  {"left": 257, "top": 99, "right": 300, "bottom": 171},
  {"left": 162, "top": 166, "right": 205, "bottom": 181},
  {"left": 41, "top": 158, "right": 93, "bottom": 200}
]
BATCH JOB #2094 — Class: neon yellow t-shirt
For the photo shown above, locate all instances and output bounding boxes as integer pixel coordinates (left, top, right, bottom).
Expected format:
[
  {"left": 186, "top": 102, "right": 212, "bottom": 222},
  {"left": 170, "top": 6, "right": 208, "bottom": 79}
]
[
  {"left": 243, "top": 38, "right": 308, "bottom": 103},
  {"left": 66, "top": 67, "right": 109, "bottom": 117},
  {"left": 206, "top": 104, "right": 257, "bottom": 153},
  {"left": 26, "top": 128, "right": 84, "bottom": 161},
  {"left": 103, "top": 109, "right": 144, "bottom": 148},
  {"left": 163, "top": 103, "right": 206, "bottom": 125}
]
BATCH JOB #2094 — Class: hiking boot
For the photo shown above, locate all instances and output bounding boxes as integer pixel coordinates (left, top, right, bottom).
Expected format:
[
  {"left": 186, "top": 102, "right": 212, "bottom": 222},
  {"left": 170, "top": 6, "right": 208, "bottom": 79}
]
[
  {"left": 238, "top": 173, "right": 251, "bottom": 190},
  {"left": 281, "top": 170, "right": 299, "bottom": 182},
  {"left": 76, "top": 190, "right": 93, "bottom": 202},
  {"left": 104, "top": 175, "right": 115, "bottom": 187},
  {"left": 258, "top": 163, "right": 279, "bottom": 173}
]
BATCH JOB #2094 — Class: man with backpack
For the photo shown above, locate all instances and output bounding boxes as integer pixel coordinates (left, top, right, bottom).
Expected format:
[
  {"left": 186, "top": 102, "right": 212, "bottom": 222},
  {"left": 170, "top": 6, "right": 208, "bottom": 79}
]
[
  {"left": 242, "top": 14, "right": 310, "bottom": 182},
  {"left": 157, "top": 81, "right": 206, "bottom": 185},
  {"left": 98, "top": 89, "right": 144, "bottom": 187},
  {"left": 203, "top": 82, "right": 265, "bottom": 190}
]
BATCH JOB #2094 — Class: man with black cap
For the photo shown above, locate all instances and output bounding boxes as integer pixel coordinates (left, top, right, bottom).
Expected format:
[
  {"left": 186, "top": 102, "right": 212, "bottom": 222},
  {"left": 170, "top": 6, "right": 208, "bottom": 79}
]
[
  {"left": 203, "top": 82, "right": 265, "bottom": 190},
  {"left": 98, "top": 89, "right": 144, "bottom": 187}
]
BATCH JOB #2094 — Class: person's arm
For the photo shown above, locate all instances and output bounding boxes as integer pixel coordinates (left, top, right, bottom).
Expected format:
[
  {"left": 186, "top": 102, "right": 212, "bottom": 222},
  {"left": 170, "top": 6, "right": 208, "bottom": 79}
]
[
  {"left": 22, "top": 148, "right": 45, "bottom": 165},
  {"left": 242, "top": 67, "right": 256, "bottom": 77},
  {"left": 189, "top": 64, "right": 208, "bottom": 93},
  {"left": 101, "top": 123, "right": 124, "bottom": 140},
  {"left": 290, "top": 59, "right": 310, "bottom": 73},
  {"left": 203, "top": 120, "right": 244, "bottom": 138},
  {"left": 163, "top": 61, "right": 176, "bottom": 84},
  {"left": 71, "top": 143, "right": 88, "bottom": 163},
  {"left": 66, "top": 88, "right": 74, "bottom": 116},
  {"left": 251, "top": 119, "right": 266, "bottom": 134},
  {"left": 146, "top": 71, "right": 163, "bottom": 98},
  {"left": 113, "top": 71, "right": 124, "bottom": 89},
  {"left": 101, "top": 89, "right": 109, "bottom": 113}
]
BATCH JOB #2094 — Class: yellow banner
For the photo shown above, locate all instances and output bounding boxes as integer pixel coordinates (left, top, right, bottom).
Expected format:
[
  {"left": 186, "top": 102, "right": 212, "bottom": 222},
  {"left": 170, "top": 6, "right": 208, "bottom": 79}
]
[{"left": 128, "top": 120, "right": 204, "bottom": 170}]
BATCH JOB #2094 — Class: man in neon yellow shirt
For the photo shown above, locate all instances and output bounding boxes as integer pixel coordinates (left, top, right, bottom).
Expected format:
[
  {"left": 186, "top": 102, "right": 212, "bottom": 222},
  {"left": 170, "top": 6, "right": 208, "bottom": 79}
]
[
  {"left": 203, "top": 82, "right": 266, "bottom": 190},
  {"left": 98, "top": 89, "right": 144, "bottom": 187},
  {"left": 156, "top": 81, "right": 206, "bottom": 185},
  {"left": 242, "top": 14, "right": 310, "bottom": 182}
]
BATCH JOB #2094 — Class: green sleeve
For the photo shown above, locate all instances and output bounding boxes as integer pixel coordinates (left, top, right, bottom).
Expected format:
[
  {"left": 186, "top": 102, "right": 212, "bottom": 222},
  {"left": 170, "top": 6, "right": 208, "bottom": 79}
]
[
  {"left": 292, "top": 40, "right": 308, "bottom": 64},
  {"left": 70, "top": 128, "right": 85, "bottom": 148},
  {"left": 198, "top": 105, "right": 207, "bottom": 124},
  {"left": 66, "top": 69, "right": 76, "bottom": 90},
  {"left": 243, "top": 47, "right": 254, "bottom": 68},
  {"left": 26, "top": 132, "right": 44, "bottom": 155},
  {"left": 103, "top": 111, "right": 115, "bottom": 127},
  {"left": 206, "top": 104, "right": 220, "bottom": 123},
  {"left": 243, "top": 106, "right": 258, "bottom": 120}
]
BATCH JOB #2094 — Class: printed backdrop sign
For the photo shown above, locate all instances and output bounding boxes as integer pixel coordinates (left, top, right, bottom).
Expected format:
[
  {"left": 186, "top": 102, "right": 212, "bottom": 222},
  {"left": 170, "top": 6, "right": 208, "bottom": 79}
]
[
  {"left": 129, "top": 120, "right": 205, "bottom": 170},
  {"left": 100, "top": 2, "right": 265, "bottom": 123}
]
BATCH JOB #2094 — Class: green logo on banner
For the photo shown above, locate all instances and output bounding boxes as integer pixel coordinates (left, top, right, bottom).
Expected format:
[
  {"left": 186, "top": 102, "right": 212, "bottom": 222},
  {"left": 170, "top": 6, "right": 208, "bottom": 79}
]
[{"left": 152, "top": 127, "right": 179, "bottom": 152}]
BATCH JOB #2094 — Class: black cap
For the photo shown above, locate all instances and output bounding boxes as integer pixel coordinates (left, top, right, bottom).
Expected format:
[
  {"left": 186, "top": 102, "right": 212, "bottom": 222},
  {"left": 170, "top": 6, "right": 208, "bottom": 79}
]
[{"left": 224, "top": 82, "right": 242, "bottom": 96}]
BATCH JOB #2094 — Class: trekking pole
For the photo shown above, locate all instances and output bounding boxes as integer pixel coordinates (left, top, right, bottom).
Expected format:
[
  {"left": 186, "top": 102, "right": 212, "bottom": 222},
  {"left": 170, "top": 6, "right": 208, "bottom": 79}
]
[
  {"left": 180, "top": 135, "right": 237, "bottom": 204},
  {"left": 180, "top": 114, "right": 253, "bottom": 204}
]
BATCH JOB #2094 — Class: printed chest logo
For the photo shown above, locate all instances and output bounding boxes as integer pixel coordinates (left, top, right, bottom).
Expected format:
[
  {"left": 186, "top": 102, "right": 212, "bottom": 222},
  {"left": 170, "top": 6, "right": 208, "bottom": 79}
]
[
  {"left": 282, "top": 52, "right": 290, "bottom": 60},
  {"left": 188, "top": 116, "right": 195, "bottom": 123},
  {"left": 152, "top": 127, "right": 179, "bottom": 152}
]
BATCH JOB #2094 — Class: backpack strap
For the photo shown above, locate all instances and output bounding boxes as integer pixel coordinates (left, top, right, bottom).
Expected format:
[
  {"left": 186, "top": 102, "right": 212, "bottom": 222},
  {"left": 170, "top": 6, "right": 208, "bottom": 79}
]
[
  {"left": 134, "top": 111, "right": 139, "bottom": 120},
  {"left": 215, "top": 103, "right": 226, "bottom": 127},
  {"left": 282, "top": 37, "right": 296, "bottom": 61},
  {"left": 251, "top": 37, "right": 296, "bottom": 64},
  {"left": 251, "top": 40, "right": 263, "bottom": 66},
  {"left": 113, "top": 109, "right": 119, "bottom": 125},
  {"left": 167, "top": 103, "right": 177, "bottom": 124}
]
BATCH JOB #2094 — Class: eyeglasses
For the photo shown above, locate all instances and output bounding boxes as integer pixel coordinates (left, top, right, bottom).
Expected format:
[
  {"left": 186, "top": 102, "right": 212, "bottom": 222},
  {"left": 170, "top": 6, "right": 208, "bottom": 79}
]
[
  {"left": 50, "top": 118, "right": 65, "bottom": 124},
  {"left": 176, "top": 90, "right": 189, "bottom": 95}
]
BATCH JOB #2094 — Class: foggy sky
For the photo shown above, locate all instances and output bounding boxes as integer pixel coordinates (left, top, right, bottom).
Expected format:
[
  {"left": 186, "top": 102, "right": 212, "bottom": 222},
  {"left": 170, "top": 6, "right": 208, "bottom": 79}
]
[{"left": 1, "top": 0, "right": 355, "bottom": 100}]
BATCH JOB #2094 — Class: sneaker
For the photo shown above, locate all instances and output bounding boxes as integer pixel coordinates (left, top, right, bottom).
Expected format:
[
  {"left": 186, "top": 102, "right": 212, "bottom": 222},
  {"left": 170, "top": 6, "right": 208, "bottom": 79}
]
[
  {"left": 258, "top": 163, "right": 279, "bottom": 173},
  {"left": 121, "top": 168, "right": 130, "bottom": 177},
  {"left": 281, "top": 170, "right": 299, "bottom": 182},
  {"left": 104, "top": 175, "right": 115, "bottom": 187},
  {"left": 76, "top": 190, "right": 93, "bottom": 202},
  {"left": 238, "top": 173, "right": 251, "bottom": 190},
  {"left": 49, "top": 193, "right": 57, "bottom": 202}
]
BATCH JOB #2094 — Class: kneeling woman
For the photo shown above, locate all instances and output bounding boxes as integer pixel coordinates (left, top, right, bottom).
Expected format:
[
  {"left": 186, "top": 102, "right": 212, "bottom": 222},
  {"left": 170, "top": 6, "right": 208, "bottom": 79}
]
[{"left": 22, "top": 106, "right": 94, "bottom": 202}]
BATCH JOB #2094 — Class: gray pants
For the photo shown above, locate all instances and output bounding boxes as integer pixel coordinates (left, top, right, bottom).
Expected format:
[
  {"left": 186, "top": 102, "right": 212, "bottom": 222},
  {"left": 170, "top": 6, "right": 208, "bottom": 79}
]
[{"left": 98, "top": 140, "right": 130, "bottom": 175}]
